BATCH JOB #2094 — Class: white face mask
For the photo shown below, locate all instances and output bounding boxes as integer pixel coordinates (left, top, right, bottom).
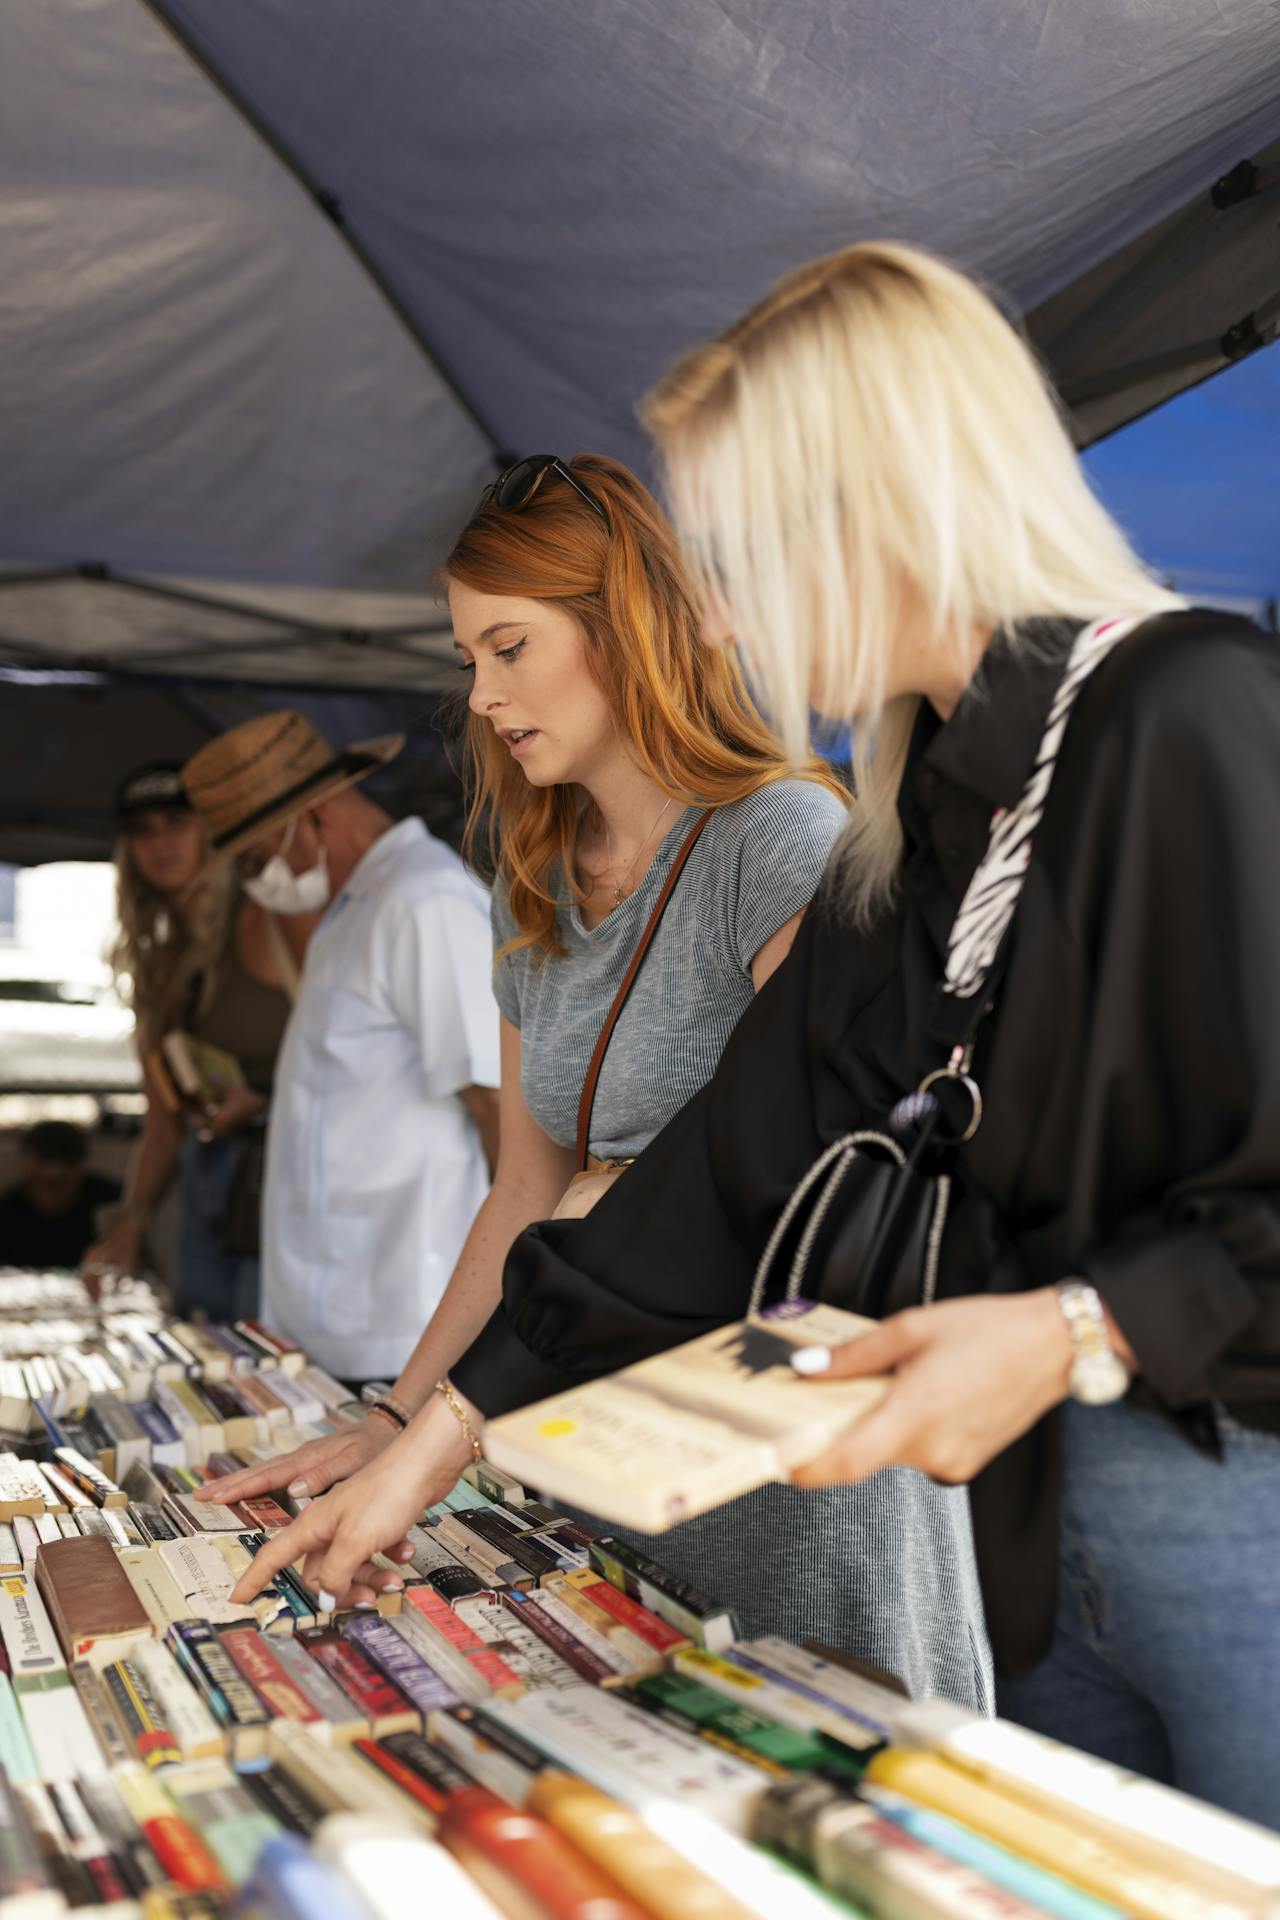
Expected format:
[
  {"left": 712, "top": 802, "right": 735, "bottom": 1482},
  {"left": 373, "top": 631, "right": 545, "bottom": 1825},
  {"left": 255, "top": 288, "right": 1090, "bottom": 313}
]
[{"left": 241, "top": 817, "right": 331, "bottom": 914}]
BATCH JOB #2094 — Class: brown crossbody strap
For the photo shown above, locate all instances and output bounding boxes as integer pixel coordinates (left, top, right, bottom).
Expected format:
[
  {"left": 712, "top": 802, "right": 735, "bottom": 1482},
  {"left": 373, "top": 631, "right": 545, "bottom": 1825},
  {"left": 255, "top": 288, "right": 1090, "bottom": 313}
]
[{"left": 575, "top": 808, "right": 714, "bottom": 1172}]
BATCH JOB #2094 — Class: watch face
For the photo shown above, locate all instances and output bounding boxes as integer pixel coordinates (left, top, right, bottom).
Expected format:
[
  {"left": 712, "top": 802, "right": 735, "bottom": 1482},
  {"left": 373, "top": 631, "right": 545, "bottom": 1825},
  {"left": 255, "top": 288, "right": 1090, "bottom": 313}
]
[{"left": 1071, "top": 1350, "right": 1131, "bottom": 1405}]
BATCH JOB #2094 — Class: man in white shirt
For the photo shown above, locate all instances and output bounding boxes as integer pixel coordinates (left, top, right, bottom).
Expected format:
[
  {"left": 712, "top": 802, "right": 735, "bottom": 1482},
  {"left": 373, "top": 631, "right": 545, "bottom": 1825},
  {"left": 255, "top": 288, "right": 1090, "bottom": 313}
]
[{"left": 183, "top": 711, "right": 500, "bottom": 1383}]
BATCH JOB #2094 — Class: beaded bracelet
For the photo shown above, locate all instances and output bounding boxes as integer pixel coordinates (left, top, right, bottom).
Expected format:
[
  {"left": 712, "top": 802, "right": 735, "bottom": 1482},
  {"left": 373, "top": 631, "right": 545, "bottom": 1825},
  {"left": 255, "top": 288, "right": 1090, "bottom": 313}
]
[
  {"left": 435, "top": 1377, "right": 483, "bottom": 1464},
  {"left": 366, "top": 1400, "right": 409, "bottom": 1434}
]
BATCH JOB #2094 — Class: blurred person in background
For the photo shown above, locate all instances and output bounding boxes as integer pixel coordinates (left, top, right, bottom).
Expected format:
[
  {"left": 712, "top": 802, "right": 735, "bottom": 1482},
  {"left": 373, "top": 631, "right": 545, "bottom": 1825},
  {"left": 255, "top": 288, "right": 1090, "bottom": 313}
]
[
  {"left": 181, "top": 714, "right": 501, "bottom": 1389},
  {"left": 83, "top": 761, "right": 313, "bottom": 1318},
  {"left": 0, "top": 1121, "right": 121, "bottom": 1270}
]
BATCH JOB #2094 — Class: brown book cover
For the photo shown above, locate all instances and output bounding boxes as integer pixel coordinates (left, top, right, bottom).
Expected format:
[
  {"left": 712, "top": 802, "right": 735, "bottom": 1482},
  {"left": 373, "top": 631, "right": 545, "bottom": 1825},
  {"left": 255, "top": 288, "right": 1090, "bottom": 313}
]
[{"left": 34, "top": 1535, "right": 153, "bottom": 1669}]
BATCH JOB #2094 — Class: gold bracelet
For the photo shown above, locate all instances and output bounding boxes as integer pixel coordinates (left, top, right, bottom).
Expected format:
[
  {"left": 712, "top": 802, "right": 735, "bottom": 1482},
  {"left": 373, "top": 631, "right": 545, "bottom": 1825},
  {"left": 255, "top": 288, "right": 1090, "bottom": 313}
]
[{"left": 435, "top": 1378, "right": 483, "bottom": 1464}]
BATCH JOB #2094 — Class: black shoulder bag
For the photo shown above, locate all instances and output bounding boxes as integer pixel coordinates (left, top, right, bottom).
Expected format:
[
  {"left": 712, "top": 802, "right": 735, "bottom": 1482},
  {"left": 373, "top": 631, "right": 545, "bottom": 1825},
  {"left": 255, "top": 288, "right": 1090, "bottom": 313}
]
[{"left": 748, "top": 615, "right": 1141, "bottom": 1319}]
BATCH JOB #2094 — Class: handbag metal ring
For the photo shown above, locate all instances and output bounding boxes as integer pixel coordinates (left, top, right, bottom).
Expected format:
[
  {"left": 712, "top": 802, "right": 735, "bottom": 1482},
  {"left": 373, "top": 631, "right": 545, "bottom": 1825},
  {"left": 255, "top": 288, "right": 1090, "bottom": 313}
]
[{"left": 916, "top": 1067, "right": 984, "bottom": 1144}]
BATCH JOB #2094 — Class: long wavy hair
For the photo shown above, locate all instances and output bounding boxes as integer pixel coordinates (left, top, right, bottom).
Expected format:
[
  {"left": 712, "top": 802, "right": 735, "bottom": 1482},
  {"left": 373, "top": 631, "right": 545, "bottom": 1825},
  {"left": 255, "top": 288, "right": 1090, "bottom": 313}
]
[
  {"left": 644, "top": 242, "right": 1179, "bottom": 925},
  {"left": 110, "top": 838, "right": 235, "bottom": 1051},
  {"left": 444, "top": 454, "right": 847, "bottom": 960}
]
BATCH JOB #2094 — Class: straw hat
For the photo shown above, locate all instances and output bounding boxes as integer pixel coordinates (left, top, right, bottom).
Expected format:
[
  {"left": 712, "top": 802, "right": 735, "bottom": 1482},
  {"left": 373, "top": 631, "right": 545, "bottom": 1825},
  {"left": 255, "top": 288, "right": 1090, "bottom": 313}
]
[{"left": 182, "top": 711, "right": 404, "bottom": 863}]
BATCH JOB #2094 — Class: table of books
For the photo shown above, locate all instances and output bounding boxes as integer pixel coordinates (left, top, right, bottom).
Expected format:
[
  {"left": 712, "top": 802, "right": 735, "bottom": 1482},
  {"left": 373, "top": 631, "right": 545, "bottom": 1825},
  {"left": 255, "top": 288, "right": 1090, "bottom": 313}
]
[{"left": 0, "top": 1268, "right": 1275, "bottom": 1920}]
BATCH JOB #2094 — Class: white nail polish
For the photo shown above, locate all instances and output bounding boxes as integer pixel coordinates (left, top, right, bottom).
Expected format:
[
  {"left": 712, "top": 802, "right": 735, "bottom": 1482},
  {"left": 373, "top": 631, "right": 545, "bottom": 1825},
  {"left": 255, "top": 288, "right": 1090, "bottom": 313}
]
[
  {"left": 317, "top": 1589, "right": 336, "bottom": 1612},
  {"left": 287, "top": 1480, "right": 308, "bottom": 1497},
  {"left": 354, "top": 1601, "right": 377, "bottom": 1610},
  {"left": 790, "top": 1346, "right": 832, "bottom": 1375}
]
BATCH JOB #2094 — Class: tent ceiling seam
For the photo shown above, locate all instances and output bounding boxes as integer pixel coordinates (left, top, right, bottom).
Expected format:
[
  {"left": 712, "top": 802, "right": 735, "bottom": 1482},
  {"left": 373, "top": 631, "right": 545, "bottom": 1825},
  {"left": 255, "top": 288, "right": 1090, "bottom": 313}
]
[{"left": 134, "top": 0, "right": 502, "bottom": 465}]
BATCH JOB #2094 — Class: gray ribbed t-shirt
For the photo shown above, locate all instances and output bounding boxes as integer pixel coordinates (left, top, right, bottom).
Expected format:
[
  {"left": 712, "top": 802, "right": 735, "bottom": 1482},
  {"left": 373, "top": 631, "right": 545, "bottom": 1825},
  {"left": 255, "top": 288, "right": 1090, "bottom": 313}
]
[{"left": 491, "top": 782, "right": 846, "bottom": 1160}]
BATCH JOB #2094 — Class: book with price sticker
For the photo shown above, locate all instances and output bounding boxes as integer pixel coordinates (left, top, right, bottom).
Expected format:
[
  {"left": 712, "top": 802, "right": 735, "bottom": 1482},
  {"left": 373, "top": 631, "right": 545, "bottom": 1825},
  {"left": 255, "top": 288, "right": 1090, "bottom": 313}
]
[{"left": 484, "top": 1300, "right": 887, "bottom": 1532}]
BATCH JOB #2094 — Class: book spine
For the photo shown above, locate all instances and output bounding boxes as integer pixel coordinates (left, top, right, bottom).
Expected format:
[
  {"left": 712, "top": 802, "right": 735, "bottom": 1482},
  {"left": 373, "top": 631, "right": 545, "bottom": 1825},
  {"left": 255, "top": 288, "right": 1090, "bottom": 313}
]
[
  {"left": 438, "top": 1783, "right": 655, "bottom": 1920},
  {"left": 864, "top": 1785, "right": 1127, "bottom": 1920},
  {"left": 462, "top": 1460, "right": 530, "bottom": 1507},
  {"left": 423, "top": 1706, "right": 545, "bottom": 1807},
  {"left": 863, "top": 1749, "right": 1238, "bottom": 1920},
  {"left": 0, "top": 1572, "right": 68, "bottom": 1695},
  {"left": 390, "top": 1610, "right": 513, "bottom": 1705},
  {"left": 588, "top": 1538, "right": 737, "bottom": 1652},
  {"left": 295, "top": 1628, "right": 418, "bottom": 1728},
  {"left": 674, "top": 1646, "right": 882, "bottom": 1755},
  {"left": 161, "top": 1764, "right": 280, "bottom": 1888},
  {"left": 256, "top": 1629, "right": 365, "bottom": 1732},
  {"left": 112, "top": 1762, "right": 229, "bottom": 1894},
  {"left": 75, "top": 1650, "right": 139, "bottom": 1760},
  {"left": 165, "top": 1621, "right": 271, "bottom": 1745},
  {"left": 351, "top": 1736, "right": 470, "bottom": 1818},
  {"left": 217, "top": 1626, "right": 323, "bottom": 1727},
  {"left": 131, "top": 1640, "right": 224, "bottom": 1763},
  {"left": 520, "top": 1586, "right": 638, "bottom": 1680},
  {"left": 456, "top": 1509, "right": 563, "bottom": 1578},
  {"left": 341, "top": 1614, "right": 463, "bottom": 1717},
  {"left": 562, "top": 1570, "right": 690, "bottom": 1652},
  {"left": 498, "top": 1592, "right": 615, "bottom": 1686},
  {"left": 102, "top": 1658, "right": 181, "bottom": 1769}
]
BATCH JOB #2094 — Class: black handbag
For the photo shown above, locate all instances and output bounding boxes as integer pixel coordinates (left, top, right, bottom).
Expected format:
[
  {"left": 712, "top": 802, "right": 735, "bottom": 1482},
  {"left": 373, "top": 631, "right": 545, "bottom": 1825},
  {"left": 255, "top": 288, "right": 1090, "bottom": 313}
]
[{"left": 748, "top": 614, "right": 1141, "bottom": 1321}]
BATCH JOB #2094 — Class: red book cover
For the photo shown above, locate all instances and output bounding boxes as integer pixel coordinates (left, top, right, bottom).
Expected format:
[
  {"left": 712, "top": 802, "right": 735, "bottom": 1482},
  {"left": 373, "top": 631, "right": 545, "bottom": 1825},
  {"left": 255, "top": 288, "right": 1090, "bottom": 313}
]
[
  {"left": 568, "top": 1575, "right": 690, "bottom": 1652},
  {"left": 440, "top": 1788, "right": 651, "bottom": 1920},
  {"left": 232, "top": 1495, "right": 292, "bottom": 1532},
  {"left": 136, "top": 1811, "right": 229, "bottom": 1895},
  {"left": 218, "top": 1627, "right": 323, "bottom": 1725},
  {"left": 353, "top": 1737, "right": 473, "bottom": 1818},
  {"left": 406, "top": 1584, "right": 488, "bottom": 1653},
  {"left": 296, "top": 1627, "right": 416, "bottom": 1723}
]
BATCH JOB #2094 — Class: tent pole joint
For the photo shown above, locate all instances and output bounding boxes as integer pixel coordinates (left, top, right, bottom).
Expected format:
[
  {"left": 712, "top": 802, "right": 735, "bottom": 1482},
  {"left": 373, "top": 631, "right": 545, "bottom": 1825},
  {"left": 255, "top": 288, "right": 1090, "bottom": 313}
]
[
  {"left": 1211, "top": 159, "right": 1259, "bottom": 211},
  {"left": 1220, "top": 312, "right": 1270, "bottom": 361}
]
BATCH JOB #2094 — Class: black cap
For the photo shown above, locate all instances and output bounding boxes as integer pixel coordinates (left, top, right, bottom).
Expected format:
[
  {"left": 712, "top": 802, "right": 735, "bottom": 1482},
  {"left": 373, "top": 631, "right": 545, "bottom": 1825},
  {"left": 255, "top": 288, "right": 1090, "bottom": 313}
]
[{"left": 113, "top": 760, "right": 193, "bottom": 822}]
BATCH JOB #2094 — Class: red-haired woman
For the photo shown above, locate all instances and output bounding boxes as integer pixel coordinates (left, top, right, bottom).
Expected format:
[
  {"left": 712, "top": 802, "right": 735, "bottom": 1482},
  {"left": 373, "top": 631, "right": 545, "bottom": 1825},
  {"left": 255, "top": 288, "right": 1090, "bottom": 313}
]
[{"left": 211, "top": 456, "right": 993, "bottom": 1710}]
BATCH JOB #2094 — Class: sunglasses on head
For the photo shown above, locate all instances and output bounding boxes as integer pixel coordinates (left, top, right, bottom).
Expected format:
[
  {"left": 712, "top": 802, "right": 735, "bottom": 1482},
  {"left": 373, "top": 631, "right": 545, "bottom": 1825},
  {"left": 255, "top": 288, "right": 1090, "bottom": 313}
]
[{"left": 486, "top": 454, "right": 608, "bottom": 524}]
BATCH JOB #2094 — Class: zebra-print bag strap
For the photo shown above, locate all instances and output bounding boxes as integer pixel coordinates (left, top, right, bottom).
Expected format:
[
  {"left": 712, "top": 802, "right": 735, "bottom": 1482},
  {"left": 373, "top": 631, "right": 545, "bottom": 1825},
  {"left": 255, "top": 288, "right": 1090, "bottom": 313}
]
[{"left": 941, "top": 614, "right": 1141, "bottom": 1006}]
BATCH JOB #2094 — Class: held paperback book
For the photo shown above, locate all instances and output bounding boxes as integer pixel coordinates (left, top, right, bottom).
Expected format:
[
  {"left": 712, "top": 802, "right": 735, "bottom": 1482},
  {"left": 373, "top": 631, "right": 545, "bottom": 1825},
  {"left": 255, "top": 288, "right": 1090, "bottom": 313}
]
[{"left": 485, "top": 1301, "right": 887, "bottom": 1531}]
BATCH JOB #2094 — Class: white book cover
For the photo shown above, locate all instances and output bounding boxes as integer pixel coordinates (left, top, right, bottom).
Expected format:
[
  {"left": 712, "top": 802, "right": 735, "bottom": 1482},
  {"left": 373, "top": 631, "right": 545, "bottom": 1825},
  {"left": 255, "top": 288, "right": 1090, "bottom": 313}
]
[{"left": 485, "top": 1302, "right": 886, "bottom": 1532}]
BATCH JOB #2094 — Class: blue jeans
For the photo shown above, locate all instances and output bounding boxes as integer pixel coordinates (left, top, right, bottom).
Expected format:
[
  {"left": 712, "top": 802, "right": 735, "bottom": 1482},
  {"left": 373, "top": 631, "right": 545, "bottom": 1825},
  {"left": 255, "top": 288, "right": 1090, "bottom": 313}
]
[
  {"left": 996, "top": 1397, "right": 1280, "bottom": 1831},
  {"left": 177, "top": 1132, "right": 261, "bottom": 1324}
]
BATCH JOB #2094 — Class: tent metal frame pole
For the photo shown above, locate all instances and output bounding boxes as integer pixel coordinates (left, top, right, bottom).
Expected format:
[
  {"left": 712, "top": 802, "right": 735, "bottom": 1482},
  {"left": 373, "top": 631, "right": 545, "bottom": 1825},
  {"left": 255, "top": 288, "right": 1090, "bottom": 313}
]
[{"left": 135, "top": 0, "right": 502, "bottom": 465}]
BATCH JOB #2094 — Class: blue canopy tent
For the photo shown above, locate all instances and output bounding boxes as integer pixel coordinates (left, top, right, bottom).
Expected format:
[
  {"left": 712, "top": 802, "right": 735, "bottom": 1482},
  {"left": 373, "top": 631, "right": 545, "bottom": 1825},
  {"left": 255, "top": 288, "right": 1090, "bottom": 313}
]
[
  {"left": 2, "top": 1, "right": 1278, "bottom": 861},
  {"left": 1084, "top": 345, "right": 1280, "bottom": 623}
]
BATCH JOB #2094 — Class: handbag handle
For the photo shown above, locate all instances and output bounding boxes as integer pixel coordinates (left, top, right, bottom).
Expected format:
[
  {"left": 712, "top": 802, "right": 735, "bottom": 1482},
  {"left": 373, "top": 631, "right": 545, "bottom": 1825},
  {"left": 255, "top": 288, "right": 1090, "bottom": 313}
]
[{"left": 575, "top": 808, "right": 713, "bottom": 1172}]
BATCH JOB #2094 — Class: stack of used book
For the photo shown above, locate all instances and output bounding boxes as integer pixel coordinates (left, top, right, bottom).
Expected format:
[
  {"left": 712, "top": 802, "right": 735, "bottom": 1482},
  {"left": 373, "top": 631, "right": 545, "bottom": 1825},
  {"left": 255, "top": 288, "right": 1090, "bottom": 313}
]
[{"left": 0, "top": 1275, "right": 1274, "bottom": 1919}]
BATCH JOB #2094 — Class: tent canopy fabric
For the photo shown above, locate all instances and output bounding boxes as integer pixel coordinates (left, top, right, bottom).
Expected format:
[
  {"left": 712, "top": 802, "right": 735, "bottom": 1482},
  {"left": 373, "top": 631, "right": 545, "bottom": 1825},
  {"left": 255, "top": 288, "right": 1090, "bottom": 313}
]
[{"left": 3, "top": 0, "right": 1279, "bottom": 857}]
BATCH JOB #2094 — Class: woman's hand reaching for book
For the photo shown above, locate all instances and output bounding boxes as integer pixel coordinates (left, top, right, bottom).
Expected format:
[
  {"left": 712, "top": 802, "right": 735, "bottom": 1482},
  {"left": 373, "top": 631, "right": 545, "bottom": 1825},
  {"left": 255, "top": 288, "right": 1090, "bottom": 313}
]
[
  {"left": 193, "top": 1416, "right": 396, "bottom": 1509},
  {"left": 789, "top": 1291, "right": 1086, "bottom": 1489},
  {"left": 228, "top": 1397, "right": 476, "bottom": 1611}
]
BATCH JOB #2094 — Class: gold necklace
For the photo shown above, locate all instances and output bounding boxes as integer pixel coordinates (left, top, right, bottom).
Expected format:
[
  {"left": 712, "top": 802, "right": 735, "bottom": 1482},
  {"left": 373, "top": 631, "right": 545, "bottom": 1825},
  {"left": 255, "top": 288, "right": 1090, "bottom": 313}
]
[{"left": 605, "top": 797, "right": 675, "bottom": 909}]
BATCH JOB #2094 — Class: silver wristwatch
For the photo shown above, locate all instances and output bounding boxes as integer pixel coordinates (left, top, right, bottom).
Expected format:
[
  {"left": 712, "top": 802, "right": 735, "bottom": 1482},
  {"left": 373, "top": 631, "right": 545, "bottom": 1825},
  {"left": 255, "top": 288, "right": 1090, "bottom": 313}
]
[{"left": 1056, "top": 1281, "right": 1131, "bottom": 1405}]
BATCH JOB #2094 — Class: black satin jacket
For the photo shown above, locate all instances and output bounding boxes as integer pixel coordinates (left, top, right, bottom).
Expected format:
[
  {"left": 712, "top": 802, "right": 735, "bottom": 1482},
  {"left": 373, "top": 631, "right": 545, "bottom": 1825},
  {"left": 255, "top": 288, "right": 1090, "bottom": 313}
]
[{"left": 453, "top": 610, "right": 1280, "bottom": 1672}]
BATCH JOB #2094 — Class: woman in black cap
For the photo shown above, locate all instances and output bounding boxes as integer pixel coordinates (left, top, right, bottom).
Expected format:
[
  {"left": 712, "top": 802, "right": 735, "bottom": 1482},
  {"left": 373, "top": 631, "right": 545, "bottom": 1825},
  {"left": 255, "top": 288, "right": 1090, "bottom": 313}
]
[{"left": 83, "top": 761, "right": 314, "bottom": 1319}]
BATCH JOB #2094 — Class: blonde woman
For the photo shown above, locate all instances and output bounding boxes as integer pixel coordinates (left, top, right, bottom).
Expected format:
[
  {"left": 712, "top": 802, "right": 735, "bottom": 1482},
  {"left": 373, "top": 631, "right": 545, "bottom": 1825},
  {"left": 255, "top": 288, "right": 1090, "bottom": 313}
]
[
  {"left": 215, "top": 456, "right": 994, "bottom": 1713},
  {"left": 85, "top": 762, "right": 312, "bottom": 1317},
  {"left": 454, "top": 247, "right": 1279, "bottom": 1820}
]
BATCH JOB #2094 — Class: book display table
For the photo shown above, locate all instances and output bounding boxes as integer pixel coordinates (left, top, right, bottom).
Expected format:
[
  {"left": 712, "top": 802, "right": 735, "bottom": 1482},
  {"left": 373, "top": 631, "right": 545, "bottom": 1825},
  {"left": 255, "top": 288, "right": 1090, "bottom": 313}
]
[{"left": 0, "top": 1267, "right": 1275, "bottom": 1920}]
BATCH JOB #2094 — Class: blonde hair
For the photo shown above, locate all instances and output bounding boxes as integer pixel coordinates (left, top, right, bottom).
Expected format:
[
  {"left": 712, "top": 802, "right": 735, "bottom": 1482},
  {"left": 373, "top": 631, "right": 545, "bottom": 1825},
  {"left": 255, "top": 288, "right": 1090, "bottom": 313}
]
[
  {"left": 445, "top": 453, "right": 846, "bottom": 960},
  {"left": 110, "top": 840, "right": 235, "bottom": 1051},
  {"left": 644, "top": 241, "right": 1179, "bottom": 922}
]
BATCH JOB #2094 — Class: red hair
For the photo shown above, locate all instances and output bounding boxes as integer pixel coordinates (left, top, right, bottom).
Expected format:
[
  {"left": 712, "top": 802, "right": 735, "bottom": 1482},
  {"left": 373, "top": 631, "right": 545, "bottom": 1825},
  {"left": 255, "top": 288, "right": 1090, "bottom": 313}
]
[{"left": 445, "top": 454, "right": 845, "bottom": 959}]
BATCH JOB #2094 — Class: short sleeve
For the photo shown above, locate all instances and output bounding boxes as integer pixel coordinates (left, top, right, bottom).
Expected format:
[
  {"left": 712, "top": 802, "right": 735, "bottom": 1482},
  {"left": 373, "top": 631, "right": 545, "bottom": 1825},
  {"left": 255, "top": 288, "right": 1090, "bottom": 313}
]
[
  {"left": 489, "top": 880, "right": 525, "bottom": 1029},
  {"left": 723, "top": 780, "right": 847, "bottom": 972},
  {"left": 384, "top": 881, "right": 501, "bottom": 1096}
]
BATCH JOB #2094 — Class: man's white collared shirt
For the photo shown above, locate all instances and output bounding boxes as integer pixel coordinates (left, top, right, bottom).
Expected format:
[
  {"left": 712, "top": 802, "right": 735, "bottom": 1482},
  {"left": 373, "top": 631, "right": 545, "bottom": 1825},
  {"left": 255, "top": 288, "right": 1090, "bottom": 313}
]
[{"left": 263, "top": 818, "right": 499, "bottom": 1380}]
